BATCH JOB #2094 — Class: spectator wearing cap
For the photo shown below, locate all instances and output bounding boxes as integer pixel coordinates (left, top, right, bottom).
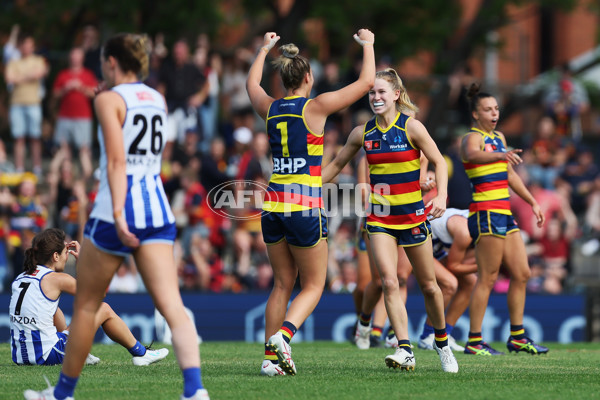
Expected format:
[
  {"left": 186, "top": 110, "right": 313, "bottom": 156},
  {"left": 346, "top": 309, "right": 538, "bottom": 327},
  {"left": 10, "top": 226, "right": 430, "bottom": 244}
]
[{"left": 230, "top": 126, "right": 253, "bottom": 180}]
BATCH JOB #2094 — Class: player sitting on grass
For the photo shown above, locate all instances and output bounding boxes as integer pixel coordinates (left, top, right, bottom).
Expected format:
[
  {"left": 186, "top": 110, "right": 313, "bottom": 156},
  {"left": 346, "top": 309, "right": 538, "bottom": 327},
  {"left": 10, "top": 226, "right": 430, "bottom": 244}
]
[{"left": 9, "top": 228, "right": 168, "bottom": 366}]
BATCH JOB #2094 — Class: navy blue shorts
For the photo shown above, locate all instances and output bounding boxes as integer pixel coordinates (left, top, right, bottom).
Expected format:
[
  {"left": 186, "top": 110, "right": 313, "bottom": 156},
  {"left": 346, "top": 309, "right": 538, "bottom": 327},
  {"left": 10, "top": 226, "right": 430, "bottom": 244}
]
[
  {"left": 262, "top": 209, "right": 327, "bottom": 248},
  {"left": 366, "top": 220, "right": 431, "bottom": 247},
  {"left": 468, "top": 211, "right": 519, "bottom": 243},
  {"left": 43, "top": 331, "right": 68, "bottom": 366},
  {"left": 84, "top": 218, "right": 176, "bottom": 256}
]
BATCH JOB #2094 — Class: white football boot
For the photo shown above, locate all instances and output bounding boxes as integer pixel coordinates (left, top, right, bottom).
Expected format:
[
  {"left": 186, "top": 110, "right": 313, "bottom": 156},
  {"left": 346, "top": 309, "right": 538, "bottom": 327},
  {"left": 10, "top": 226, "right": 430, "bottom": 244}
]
[
  {"left": 132, "top": 347, "right": 169, "bottom": 366},
  {"left": 267, "top": 332, "right": 296, "bottom": 375},
  {"left": 384, "top": 347, "right": 416, "bottom": 371},
  {"left": 417, "top": 333, "right": 435, "bottom": 350},
  {"left": 24, "top": 376, "right": 73, "bottom": 400},
  {"left": 85, "top": 353, "right": 100, "bottom": 365},
  {"left": 260, "top": 360, "right": 286, "bottom": 376},
  {"left": 433, "top": 342, "right": 459, "bottom": 373},
  {"left": 448, "top": 335, "right": 465, "bottom": 352},
  {"left": 181, "top": 388, "right": 210, "bottom": 400},
  {"left": 354, "top": 324, "right": 371, "bottom": 350}
]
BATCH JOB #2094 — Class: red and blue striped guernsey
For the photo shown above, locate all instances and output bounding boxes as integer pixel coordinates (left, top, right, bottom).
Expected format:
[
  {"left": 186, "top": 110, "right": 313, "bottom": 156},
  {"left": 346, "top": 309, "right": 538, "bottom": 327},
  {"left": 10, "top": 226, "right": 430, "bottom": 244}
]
[
  {"left": 262, "top": 96, "right": 324, "bottom": 213},
  {"left": 462, "top": 128, "right": 511, "bottom": 216},
  {"left": 363, "top": 112, "right": 426, "bottom": 230}
]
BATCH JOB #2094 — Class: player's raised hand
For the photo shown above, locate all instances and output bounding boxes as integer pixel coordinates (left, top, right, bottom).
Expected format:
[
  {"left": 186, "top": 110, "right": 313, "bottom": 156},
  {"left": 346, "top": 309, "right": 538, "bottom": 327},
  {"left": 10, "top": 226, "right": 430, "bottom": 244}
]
[
  {"left": 67, "top": 240, "right": 81, "bottom": 260},
  {"left": 353, "top": 29, "right": 374, "bottom": 46},
  {"left": 262, "top": 32, "right": 280, "bottom": 53}
]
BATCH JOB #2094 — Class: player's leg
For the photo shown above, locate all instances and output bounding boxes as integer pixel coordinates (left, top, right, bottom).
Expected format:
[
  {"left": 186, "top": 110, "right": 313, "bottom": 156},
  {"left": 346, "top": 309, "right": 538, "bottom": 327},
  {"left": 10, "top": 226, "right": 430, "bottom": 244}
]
[
  {"left": 261, "top": 240, "right": 297, "bottom": 376},
  {"left": 266, "top": 209, "right": 328, "bottom": 371},
  {"left": 418, "top": 259, "right": 456, "bottom": 350},
  {"left": 502, "top": 231, "right": 529, "bottom": 328},
  {"left": 407, "top": 239, "right": 458, "bottom": 373},
  {"left": 405, "top": 240, "right": 445, "bottom": 334},
  {"left": 265, "top": 240, "right": 327, "bottom": 376},
  {"left": 134, "top": 243, "right": 208, "bottom": 398},
  {"left": 54, "top": 240, "right": 122, "bottom": 399},
  {"left": 354, "top": 230, "right": 381, "bottom": 348},
  {"left": 446, "top": 273, "right": 476, "bottom": 327},
  {"left": 94, "top": 302, "right": 169, "bottom": 365},
  {"left": 502, "top": 231, "right": 548, "bottom": 354},
  {"left": 286, "top": 241, "right": 328, "bottom": 324},
  {"left": 368, "top": 235, "right": 403, "bottom": 333},
  {"left": 370, "top": 295, "right": 387, "bottom": 347},
  {"left": 396, "top": 246, "right": 412, "bottom": 304},
  {"left": 369, "top": 233, "right": 415, "bottom": 370},
  {"left": 444, "top": 272, "right": 476, "bottom": 351},
  {"left": 264, "top": 241, "right": 297, "bottom": 338},
  {"left": 465, "top": 234, "right": 505, "bottom": 355},
  {"left": 353, "top": 239, "right": 370, "bottom": 316}
]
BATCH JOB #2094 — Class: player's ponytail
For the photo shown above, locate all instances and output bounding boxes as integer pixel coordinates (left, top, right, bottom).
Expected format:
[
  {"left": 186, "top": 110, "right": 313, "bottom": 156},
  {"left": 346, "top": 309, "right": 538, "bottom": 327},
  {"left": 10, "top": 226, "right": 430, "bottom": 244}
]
[
  {"left": 23, "top": 228, "right": 67, "bottom": 274},
  {"left": 23, "top": 248, "right": 37, "bottom": 275},
  {"left": 466, "top": 82, "right": 494, "bottom": 115},
  {"left": 103, "top": 33, "right": 150, "bottom": 81}
]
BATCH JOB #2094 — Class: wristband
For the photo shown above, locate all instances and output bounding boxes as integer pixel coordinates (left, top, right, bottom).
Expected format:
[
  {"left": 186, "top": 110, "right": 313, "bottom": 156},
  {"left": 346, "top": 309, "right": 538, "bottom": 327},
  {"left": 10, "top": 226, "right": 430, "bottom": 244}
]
[
  {"left": 261, "top": 47, "right": 269, "bottom": 53},
  {"left": 113, "top": 210, "right": 123, "bottom": 219},
  {"left": 353, "top": 34, "right": 374, "bottom": 47}
]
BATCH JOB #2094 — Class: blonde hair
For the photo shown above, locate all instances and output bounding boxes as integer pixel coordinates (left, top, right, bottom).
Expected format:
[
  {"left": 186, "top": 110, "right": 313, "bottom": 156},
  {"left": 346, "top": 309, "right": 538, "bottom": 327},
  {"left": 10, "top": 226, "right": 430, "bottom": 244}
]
[
  {"left": 271, "top": 43, "right": 311, "bottom": 91},
  {"left": 375, "top": 68, "right": 419, "bottom": 114},
  {"left": 103, "top": 33, "right": 150, "bottom": 80}
]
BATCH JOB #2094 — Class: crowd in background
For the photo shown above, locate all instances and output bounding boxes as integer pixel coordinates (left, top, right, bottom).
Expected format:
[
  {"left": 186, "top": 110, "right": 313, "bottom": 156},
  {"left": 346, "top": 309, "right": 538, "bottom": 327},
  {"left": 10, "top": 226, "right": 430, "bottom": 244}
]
[{"left": 0, "top": 25, "right": 599, "bottom": 296}]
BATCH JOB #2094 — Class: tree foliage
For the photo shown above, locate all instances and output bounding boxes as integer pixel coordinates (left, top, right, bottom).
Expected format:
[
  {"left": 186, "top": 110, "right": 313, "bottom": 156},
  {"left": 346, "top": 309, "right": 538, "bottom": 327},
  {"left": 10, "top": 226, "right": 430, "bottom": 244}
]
[{"left": 0, "top": 0, "right": 222, "bottom": 50}]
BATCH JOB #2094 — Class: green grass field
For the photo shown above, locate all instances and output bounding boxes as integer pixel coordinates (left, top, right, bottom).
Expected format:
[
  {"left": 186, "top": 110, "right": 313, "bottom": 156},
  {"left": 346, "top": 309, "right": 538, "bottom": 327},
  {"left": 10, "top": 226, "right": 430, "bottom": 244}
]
[{"left": 1, "top": 342, "right": 599, "bottom": 399}]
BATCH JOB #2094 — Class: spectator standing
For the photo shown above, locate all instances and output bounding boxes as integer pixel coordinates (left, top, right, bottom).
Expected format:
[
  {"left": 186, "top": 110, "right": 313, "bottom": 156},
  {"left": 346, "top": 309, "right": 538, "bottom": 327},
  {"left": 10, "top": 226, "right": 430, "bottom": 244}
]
[
  {"left": 200, "top": 137, "right": 229, "bottom": 194},
  {"left": 4, "top": 34, "right": 48, "bottom": 175},
  {"left": 523, "top": 116, "right": 567, "bottom": 190},
  {"left": 543, "top": 63, "right": 589, "bottom": 141},
  {"left": 194, "top": 35, "right": 222, "bottom": 152},
  {"left": 52, "top": 47, "right": 98, "bottom": 179},
  {"left": 555, "top": 146, "right": 599, "bottom": 216},
  {"left": 81, "top": 25, "right": 102, "bottom": 81},
  {"left": 158, "top": 39, "right": 208, "bottom": 158}
]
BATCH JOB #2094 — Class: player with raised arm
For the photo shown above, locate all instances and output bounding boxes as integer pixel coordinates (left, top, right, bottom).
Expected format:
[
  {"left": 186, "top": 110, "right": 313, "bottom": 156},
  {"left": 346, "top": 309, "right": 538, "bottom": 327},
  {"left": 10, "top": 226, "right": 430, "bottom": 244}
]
[{"left": 247, "top": 29, "right": 375, "bottom": 376}]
